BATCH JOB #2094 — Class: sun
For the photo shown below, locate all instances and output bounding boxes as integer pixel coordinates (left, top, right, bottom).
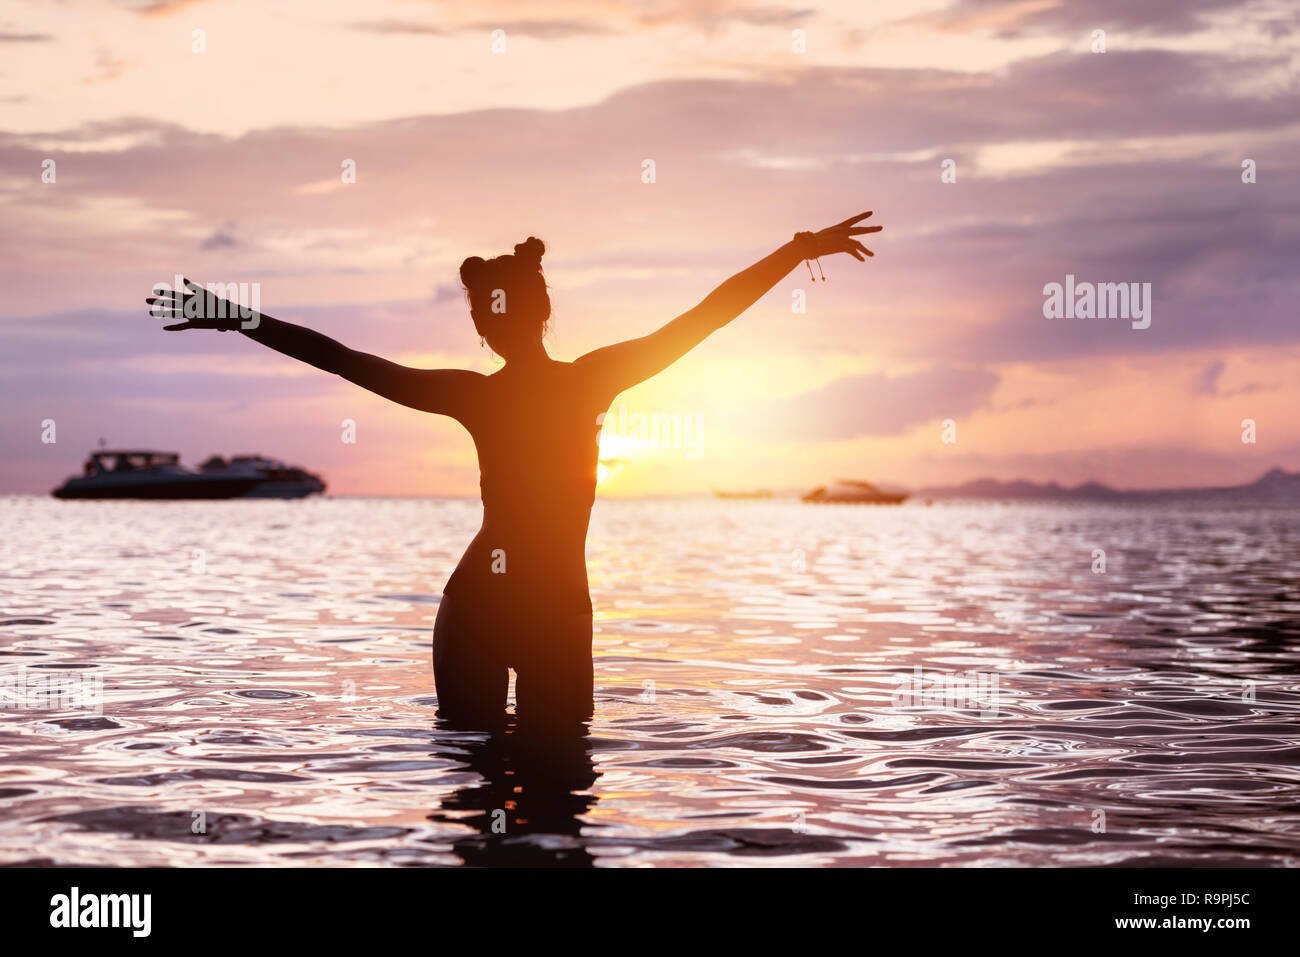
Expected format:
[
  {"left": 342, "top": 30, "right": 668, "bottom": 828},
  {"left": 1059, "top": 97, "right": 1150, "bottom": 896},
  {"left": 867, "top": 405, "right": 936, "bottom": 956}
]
[{"left": 596, "top": 429, "right": 647, "bottom": 487}]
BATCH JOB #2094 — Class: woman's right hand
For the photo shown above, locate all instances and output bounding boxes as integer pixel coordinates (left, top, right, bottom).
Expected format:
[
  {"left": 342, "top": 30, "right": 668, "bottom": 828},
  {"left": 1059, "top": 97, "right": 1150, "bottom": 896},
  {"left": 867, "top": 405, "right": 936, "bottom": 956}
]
[{"left": 145, "top": 277, "right": 247, "bottom": 331}]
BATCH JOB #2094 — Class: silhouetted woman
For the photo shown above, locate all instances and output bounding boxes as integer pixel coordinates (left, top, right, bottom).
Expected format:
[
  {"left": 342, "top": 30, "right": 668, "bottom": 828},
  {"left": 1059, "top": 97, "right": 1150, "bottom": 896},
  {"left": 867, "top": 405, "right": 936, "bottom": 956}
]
[{"left": 146, "top": 212, "right": 881, "bottom": 730}]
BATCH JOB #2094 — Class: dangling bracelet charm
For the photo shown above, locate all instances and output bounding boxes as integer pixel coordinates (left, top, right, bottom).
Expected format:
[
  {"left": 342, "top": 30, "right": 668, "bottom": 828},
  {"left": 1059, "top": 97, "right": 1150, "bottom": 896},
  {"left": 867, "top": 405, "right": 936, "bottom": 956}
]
[{"left": 793, "top": 230, "right": 825, "bottom": 282}]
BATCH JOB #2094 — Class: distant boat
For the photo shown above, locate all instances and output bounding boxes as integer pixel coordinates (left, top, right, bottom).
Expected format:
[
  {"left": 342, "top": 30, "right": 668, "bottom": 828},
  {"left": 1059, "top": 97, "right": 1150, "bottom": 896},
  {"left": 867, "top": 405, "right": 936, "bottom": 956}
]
[
  {"left": 801, "top": 479, "right": 908, "bottom": 505},
  {"left": 52, "top": 450, "right": 325, "bottom": 500},
  {"left": 52, "top": 450, "right": 260, "bottom": 499},
  {"left": 198, "top": 454, "right": 325, "bottom": 498},
  {"left": 713, "top": 488, "right": 773, "bottom": 500}
]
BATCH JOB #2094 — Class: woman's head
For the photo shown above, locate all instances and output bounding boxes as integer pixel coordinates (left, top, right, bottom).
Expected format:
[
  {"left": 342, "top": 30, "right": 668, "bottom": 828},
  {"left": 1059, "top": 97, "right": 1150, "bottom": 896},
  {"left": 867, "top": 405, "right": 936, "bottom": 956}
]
[{"left": 460, "top": 237, "right": 550, "bottom": 360}]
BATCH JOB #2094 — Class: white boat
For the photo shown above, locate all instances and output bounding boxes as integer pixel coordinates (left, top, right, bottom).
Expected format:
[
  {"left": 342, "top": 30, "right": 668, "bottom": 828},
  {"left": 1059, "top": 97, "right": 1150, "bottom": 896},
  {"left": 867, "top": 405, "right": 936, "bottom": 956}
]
[
  {"left": 52, "top": 450, "right": 326, "bottom": 500},
  {"left": 197, "top": 455, "right": 325, "bottom": 498},
  {"left": 802, "top": 479, "right": 908, "bottom": 505},
  {"left": 52, "top": 450, "right": 262, "bottom": 499}
]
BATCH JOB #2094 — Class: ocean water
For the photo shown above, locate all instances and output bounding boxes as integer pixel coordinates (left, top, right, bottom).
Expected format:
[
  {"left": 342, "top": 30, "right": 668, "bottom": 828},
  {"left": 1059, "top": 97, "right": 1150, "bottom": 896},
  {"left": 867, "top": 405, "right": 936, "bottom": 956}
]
[{"left": 1, "top": 495, "right": 1297, "bottom": 867}]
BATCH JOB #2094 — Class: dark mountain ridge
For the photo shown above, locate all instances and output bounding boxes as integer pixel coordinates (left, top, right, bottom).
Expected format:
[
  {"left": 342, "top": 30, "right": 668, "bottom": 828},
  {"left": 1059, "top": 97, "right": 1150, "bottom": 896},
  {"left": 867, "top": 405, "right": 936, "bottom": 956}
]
[{"left": 916, "top": 467, "right": 1300, "bottom": 503}]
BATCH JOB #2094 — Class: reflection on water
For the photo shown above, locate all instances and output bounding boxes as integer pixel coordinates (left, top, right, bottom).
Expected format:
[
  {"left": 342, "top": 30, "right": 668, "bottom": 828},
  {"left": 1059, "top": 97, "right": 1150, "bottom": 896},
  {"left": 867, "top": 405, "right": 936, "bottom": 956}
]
[
  {"left": 429, "top": 721, "right": 598, "bottom": 867},
  {"left": 0, "top": 496, "right": 1298, "bottom": 866}
]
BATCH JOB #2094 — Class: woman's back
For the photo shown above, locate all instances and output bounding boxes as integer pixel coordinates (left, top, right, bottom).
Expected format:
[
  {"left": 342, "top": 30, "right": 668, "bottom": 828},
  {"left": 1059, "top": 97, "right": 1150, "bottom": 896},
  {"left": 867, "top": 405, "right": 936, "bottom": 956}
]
[{"left": 446, "top": 359, "right": 605, "bottom": 618}]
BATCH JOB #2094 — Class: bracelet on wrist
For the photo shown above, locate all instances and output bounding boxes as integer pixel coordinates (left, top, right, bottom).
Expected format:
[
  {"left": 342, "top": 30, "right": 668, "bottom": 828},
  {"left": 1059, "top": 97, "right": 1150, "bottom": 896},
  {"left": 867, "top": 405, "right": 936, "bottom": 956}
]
[{"left": 793, "top": 231, "right": 825, "bottom": 282}]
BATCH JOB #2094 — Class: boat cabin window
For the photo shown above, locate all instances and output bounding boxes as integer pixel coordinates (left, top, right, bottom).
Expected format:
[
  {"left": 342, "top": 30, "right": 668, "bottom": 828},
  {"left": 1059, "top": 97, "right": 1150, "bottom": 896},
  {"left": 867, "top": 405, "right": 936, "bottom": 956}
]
[{"left": 90, "top": 452, "right": 180, "bottom": 472}]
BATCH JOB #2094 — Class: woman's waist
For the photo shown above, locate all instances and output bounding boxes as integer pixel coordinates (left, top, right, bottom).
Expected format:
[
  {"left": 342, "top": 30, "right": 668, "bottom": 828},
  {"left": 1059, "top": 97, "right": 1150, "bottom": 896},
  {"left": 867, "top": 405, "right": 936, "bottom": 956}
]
[
  {"left": 472, "top": 509, "right": 590, "bottom": 547},
  {"left": 450, "top": 529, "right": 587, "bottom": 580},
  {"left": 443, "top": 562, "right": 592, "bottom": 614},
  {"left": 477, "top": 471, "right": 596, "bottom": 511}
]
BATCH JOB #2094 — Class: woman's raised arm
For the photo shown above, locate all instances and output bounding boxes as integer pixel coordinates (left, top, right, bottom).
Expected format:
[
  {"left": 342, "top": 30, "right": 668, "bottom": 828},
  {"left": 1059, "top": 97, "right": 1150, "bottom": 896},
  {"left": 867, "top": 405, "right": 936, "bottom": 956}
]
[
  {"left": 146, "top": 278, "right": 479, "bottom": 418},
  {"left": 574, "top": 212, "right": 880, "bottom": 400}
]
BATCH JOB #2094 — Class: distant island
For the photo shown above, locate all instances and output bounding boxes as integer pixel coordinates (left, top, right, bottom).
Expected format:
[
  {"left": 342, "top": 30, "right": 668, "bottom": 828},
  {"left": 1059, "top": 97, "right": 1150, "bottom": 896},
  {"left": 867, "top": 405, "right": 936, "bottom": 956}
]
[{"left": 913, "top": 467, "right": 1300, "bottom": 504}]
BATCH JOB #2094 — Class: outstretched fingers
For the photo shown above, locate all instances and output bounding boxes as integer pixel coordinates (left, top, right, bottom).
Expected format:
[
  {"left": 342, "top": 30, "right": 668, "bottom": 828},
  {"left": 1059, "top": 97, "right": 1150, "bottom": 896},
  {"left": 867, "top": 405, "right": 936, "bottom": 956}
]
[
  {"left": 835, "top": 210, "right": 873, "bottom": 228},
  {"left": 143, "top": 277, "right": 233, "bottom": 330},
  {"left": 145, "top": 292, "right": 181, "bottom": 319},
  {"left": 145, "top": 285, "right": 192, "bottom": 324}
]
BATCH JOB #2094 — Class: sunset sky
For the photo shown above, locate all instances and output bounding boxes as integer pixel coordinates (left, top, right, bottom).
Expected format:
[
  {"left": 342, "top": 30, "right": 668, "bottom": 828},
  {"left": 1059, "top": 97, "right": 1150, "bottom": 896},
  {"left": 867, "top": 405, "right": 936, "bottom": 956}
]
[{"left": 2, "top": 0, "right": 1298, "bottom": 495}]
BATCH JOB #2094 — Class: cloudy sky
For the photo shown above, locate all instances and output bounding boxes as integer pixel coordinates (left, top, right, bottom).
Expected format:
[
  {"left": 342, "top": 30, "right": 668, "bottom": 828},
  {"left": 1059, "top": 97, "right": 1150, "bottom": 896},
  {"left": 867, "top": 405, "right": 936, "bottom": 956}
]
[{"left": 1, "top": 0, "right": 1297, "bottom": 495}]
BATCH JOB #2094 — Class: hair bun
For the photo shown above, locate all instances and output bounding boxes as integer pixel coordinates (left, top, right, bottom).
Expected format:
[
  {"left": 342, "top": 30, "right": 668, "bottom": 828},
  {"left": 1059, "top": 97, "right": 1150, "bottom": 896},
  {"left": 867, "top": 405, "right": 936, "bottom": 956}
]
[
  {"left": 514, "top": 236, "right": 545, "bottom": 267},
  {"left": 459, "top": 255, "right": 487, "bottom": 285}
]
